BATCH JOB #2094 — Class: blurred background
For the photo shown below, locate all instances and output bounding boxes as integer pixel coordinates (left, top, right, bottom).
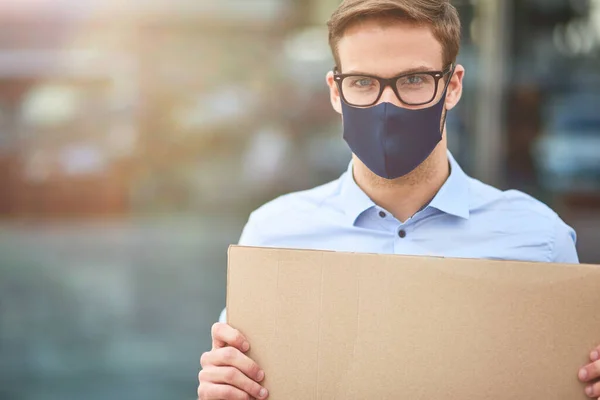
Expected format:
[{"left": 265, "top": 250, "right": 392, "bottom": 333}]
[{"left": 0, "top": 0, "right": 599, "bottom": 399}]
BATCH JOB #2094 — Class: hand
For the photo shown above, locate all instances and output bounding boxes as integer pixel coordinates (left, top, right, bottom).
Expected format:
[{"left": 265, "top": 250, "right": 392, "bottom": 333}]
[
  {"left": 579, "top": 344, "right": 600, "bottom": 399},
  {"left": 198, "top": 323, "right": 269, "bottom": 400}
]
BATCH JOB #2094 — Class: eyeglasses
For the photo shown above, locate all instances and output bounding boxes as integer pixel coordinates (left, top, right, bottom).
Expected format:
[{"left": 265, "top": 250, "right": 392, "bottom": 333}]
[{"left": 333, "top": 64, "right": 454, "bottom": 107}]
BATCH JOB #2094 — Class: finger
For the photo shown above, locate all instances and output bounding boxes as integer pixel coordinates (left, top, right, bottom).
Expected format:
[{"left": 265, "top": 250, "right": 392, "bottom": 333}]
[
  {"left": 212, "top": 323, "right": 250, "bottom": 352},
  {"left": 197, "top": 382, "right": 252, "bottom": 400},
  {"left": 579, "top": 360, "right": 600, "bottom": 383},
  {"left": 199, "top": 366, "right": 268, "bottom": 400},
  {"left": 201, "top": 347, "right": 264, "bottom": 383},
  {"left": 590, "top": 345, "right": 600, "bottom": 363},
  {"left": 584, "top": 380, "right": 600, "bottom": 398}
]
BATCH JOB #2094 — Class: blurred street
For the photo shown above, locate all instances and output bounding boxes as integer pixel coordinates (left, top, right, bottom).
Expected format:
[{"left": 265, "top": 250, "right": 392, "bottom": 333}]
[{"left": 0, "top": 215, "right": 243, "bottom": 400}]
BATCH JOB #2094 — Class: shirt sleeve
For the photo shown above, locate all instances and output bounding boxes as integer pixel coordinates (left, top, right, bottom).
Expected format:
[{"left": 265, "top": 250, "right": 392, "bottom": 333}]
[
  {"left": 219, "top": 212, "right": 264, "bottom": 323},
  {"left": 218, "top": 308, "right": 227, "bottom": 324},
  {"left": 237, "top": 211, "right": 263, "bottom": 246},
  {"left": 551, "top": 216, "right": 579, "bottom": 264}
]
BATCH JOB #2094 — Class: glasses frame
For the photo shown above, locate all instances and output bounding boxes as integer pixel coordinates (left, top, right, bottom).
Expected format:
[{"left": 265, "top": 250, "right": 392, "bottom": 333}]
[{"left": 333, "top": 64, "right": 455, "bottom": 107}]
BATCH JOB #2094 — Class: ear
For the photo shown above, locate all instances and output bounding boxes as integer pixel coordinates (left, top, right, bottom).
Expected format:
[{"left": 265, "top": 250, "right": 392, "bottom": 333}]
[
  {"left": 444, "top": 64, "right": 465, "bottom": 111},
  {"left": 326, "top": 71, "right": 343, "bottom": 115}
]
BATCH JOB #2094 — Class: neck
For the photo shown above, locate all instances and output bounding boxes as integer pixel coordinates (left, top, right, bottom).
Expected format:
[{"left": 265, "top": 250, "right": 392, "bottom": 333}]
[{"left": 352, "top": 146, "right": 450, "bottom": 222}]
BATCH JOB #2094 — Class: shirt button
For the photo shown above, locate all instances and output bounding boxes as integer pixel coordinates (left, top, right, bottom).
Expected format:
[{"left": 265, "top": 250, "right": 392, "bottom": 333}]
[
  {"left": 398, "top": 229, "right": 407, "bottom": 239},
  {"left": 379, "top": 211, "right": 386, "bottom": 218}
]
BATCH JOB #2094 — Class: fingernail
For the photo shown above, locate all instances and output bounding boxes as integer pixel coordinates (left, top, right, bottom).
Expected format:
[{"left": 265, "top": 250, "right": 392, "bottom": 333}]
[
  {"left": 257, "top": 370, "right": 265, "bottom": 381},
  {"left": 242, "top": 341, "right": 250, "bottom": 352},
  {"left": 259, "top": 388, "right": 268, "bottom": 398},
  {"left": 586, "top": 385, "right": 593, "bottom": 396},
  {"left": 592, "top": 351, "right": 599, "bottom": 361},
  {"left": 580, "top": 368, "right": 589, "bottom": 380}
]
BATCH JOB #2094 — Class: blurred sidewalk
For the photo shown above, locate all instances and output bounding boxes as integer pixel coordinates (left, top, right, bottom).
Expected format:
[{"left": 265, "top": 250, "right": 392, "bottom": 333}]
[{"left": 0, "top": 214, "right": 243, "bottom": 400}]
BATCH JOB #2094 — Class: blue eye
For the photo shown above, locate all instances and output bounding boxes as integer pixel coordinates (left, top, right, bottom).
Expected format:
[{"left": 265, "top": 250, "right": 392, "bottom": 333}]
[
  {"left": 352, "top": 78, "right": 376, "bottom": 88},
  {"left": 406, "top": 75, "right": 424, "bottom": 85}
]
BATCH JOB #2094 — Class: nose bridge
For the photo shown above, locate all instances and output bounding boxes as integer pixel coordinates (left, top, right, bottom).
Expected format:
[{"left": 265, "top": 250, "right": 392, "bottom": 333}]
[{"left": 378, "top": 80, "right": 402, "bottom": 106}]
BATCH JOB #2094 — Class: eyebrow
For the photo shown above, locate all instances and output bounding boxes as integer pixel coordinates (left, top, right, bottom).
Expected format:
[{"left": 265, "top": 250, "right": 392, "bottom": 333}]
[{"left": 342, "top": 65, "right": 438, "bottom": 77}]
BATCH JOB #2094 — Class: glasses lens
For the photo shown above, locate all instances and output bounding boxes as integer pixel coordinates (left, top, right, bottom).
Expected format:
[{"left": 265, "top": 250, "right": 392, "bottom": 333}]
[
  {"left": 341, "top": 76, "right": 381, "bottom": 106},
  {"left": 396, "top": 73, "right": 437, "bottom": 105}
]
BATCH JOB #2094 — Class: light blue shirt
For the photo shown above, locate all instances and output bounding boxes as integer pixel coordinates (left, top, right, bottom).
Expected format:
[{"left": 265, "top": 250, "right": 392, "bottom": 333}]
[{"left": 220, "top": 152, "right": 578, "bottom": 322}]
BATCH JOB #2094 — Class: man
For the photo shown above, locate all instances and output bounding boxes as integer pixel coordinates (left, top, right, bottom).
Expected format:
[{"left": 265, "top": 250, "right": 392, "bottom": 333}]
[{"left": 197, "top": 1, "right": 600, "bottom": 399}]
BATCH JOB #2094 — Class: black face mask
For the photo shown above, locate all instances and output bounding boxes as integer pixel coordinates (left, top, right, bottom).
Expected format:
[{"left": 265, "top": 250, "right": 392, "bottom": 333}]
[{"left": 341, "top": 75, "right": 452, "bottom": 180}]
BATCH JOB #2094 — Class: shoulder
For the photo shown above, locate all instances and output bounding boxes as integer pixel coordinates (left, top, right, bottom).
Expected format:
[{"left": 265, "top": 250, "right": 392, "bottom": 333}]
[
  {"left": 467, "top": 178, "right": 578, "bottom": 263},
  {"left": 238, "top": 176, "right": 345, "bottom": 246},
  {"left": 252, "top": 178, "right": 342, "bottom": 223},
  {"left": 468, "top": 178, "right": 558, "bottom": 223}
]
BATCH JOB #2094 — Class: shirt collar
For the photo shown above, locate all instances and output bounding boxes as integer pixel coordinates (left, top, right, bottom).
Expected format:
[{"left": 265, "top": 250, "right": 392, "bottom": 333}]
[
  {"left": 428, "top": 152, "right": 471, "bottom": 220},
  {"left": 339, "top": 161, "right": 377, "bottom": 226},
  {"left": 339, "top": 151, "right": 471, "bottom": 226}
]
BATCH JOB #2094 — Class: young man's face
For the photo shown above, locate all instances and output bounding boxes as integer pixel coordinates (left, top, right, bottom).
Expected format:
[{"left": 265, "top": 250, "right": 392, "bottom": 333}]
[{"left": 326, "top": 18, "right": 464, "bottom": 115}]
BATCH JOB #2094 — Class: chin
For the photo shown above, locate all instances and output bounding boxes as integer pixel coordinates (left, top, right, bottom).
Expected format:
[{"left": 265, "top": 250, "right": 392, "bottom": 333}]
[{"left": 352, "top": 144, "right": 447, "bottom": 186}]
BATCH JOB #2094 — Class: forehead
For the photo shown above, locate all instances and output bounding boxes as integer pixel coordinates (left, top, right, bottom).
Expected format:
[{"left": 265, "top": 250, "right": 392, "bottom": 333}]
[{"left": 337, "top": 18, "right": 444, "bottom": 76}]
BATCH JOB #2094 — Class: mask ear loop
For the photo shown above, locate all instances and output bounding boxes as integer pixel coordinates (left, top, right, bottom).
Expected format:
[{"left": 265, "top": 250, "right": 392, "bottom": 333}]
[
  {"left": 439, "top": 63, "right": 456, "bottom": 136},
  {"left": 440, "top": 108, "right": 448, "bottom": 136}
]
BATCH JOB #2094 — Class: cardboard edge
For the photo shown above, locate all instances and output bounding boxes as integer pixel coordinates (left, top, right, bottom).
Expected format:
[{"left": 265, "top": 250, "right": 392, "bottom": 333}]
[
  {"left": 226, "top": 245, "right": 236, "bottom": 325},
  {"left": 231, "top": 244, "right": 337, "bottom": 255},
  {"left": 230, "top": 245, "right": 599, "bottom": 269}
]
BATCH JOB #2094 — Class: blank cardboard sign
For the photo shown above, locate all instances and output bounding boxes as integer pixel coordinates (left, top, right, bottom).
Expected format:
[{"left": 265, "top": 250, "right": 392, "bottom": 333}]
[{"left": 227, "top": 246, "right": 600, "bottom": 400}]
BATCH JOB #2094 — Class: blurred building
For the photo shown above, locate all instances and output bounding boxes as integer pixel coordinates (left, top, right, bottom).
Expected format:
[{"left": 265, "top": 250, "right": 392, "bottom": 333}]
[
  {"left": 1, "top": 0, "right": 597, "bottom": 218},
  {"left": 0, "top": 0, "right": 303, "bottom": 218}
]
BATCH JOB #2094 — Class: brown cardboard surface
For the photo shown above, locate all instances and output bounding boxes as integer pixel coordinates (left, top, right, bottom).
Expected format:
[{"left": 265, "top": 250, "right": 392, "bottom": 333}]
[{"left": 227, "top": 245, "right": 600, "bottom": 400}]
